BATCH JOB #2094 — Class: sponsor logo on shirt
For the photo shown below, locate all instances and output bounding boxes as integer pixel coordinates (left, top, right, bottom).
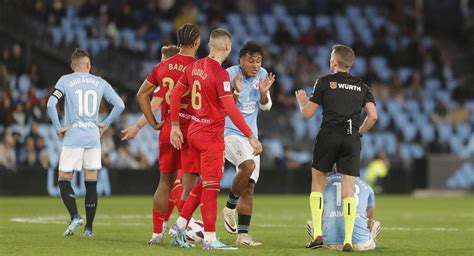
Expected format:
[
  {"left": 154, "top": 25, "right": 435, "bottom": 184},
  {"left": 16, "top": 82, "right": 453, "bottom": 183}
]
[
  {"left": 223, "top": 81, "right": 231, "bottom": 92},
  {"left": 335, "top": 83, "right": 362, "bottom": 92}
]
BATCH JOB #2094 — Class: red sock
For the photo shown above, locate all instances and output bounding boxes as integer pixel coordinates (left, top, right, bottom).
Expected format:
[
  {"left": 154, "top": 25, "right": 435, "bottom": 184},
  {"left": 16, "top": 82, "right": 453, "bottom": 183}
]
[
  {"left": 152, "top": 209, "right": 166, "bottom": 234},
  {"left": 177, "top": 199, "right": 185, "bottom": 213},
  {"left": 180, "top": 183, "right": 202, "bottom": 223},
  {"left": 200, "top": 183, "right": 220, "bottom": 232},
  {"left": 164, "top": 183, "right": 183, "bottom": 221}
]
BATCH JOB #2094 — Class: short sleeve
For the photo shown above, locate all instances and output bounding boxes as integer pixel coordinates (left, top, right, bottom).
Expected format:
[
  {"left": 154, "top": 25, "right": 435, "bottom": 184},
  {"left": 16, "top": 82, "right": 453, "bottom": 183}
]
[
  {"left": 363, "top": 84, "right": 375, "bottom": 106},
  {"left": 309, "top": 78, "right": 324, "bottom": 105},
  {"left": 367, "top": 187, "right": 375, "bottom": 208},
  {"left": 146, "top": 64, "right": 160, "bottom": 87},
  {"left": 152, "top": 86, "right": 164, "bottom": 98},
  {"left": 216, "top": 69, "right": 232, "bottom": 97}
]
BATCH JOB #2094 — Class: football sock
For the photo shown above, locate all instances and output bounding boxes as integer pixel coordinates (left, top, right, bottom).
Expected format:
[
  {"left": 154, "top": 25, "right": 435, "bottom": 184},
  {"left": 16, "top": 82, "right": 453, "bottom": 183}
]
[
  {"left": 152, "top": 209, "right": 166, "bottom": 234},
  {"left": 309, "top": 192, "right": 323, "bottom": 239},
  {"left": 237, "top": 214, "right": 251, "bottom": 234},
  {"left": 84, "top": 180, "right": 98, "bottom": 230},
  {"left": 164, "top": 183, "right": 183, "bottom": 221},
  {"left": 200, "top": 183, "right": 220, "bottom": 235},
  {"left": 177, "top": 199, "right": 185, "bottom": 213},
  {"left": 204, "top": 231, "right": 216, "bottom": 243},
  {"left": 343, "top": 197, "right": 356, "bottom": 245},
  {"left": 180, "top": 183, "right": 202, "bottom": 223},
  {"left": 58, "top": 180, "right": 79, "bottom": 220},
  {"left": 226, "top": 192, "right": 240, "bottom": 209}
]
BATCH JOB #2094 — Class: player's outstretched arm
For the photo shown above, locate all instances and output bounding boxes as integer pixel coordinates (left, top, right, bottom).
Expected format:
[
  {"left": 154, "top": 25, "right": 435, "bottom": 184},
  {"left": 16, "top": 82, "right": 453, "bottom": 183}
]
[
  {"left": 359, "top": 102, "right": 377, "bottom": 135},
  {"left": 232, "top": 75, "right": 243, "bottom": 103},
  {"left": 121, "top": 97, "right": 163, "bottom": 141},
  {"left": 220, "top": 95, "right": 263, "bottom": 155},
  {"left": 295, "top": 90, "right": 319, "bottom": 118},
  {"left": 136, "top": 80, "right": 161, "bottom": 130}
]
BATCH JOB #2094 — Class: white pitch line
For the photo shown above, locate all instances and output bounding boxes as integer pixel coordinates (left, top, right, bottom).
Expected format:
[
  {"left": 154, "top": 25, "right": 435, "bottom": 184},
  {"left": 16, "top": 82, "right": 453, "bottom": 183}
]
[{"left": 9, "top": 216, "right": 474, "bottom": 232}]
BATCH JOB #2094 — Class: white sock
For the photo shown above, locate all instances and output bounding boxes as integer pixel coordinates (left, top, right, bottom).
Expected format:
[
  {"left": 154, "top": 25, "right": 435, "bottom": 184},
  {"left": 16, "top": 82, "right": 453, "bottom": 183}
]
[
  {"left": 162, "top": 221, "right": 167, "bottom": 229},
  {"left": 176, "top": 216, "right": 188, "bottom": 229},
  {"left": 152, "top": 233, "right": 162, "bottom": 238},
  {"left": 204, "top": 232, "right": 216, "bottom": 243}
]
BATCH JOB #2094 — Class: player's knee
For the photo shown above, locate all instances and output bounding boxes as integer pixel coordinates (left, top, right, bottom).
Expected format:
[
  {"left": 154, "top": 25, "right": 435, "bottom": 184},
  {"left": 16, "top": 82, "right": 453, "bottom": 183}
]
[
  {"left": 239, "top": 160, "right": 255, "bottom": 174},
  {"left": 58, "top": 171, "right": 73, "bottom": 181},
  {"left": 202, "top": 181, "right": 220, "bottom": 191}
]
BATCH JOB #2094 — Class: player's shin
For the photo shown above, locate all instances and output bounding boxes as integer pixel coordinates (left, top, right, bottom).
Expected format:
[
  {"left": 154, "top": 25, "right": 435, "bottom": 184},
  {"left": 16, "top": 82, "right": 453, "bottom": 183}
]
[
  {"left": 309, "top": 192, "right": 323, "bottom": 239},
  {"left": 201, "top": 182, "right": 220, "bottom": 243},
  {"left": 58, "top": 179, "right": 79, "bottom": 219},
  {"left": 343, "top": 197, "right": 356, "bottom": 245},
  {"left": 177, "top": 182, "right": 203, "bottom": 228},
  {"left": 84, "top": 179, "right": 98, "bottom": 230}
]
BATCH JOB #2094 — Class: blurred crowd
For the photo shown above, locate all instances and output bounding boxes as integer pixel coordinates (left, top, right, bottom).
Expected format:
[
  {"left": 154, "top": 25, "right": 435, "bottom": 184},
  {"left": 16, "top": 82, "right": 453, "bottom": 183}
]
[{"left": 1, "top": 0, "right": 473, "bottom": 175}]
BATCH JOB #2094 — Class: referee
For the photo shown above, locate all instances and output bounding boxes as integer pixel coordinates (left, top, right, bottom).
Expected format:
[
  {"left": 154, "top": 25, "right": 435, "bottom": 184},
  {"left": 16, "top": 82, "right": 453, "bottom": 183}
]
[{"left": 295, "top": 44, "right": 377, "bottom": 252}]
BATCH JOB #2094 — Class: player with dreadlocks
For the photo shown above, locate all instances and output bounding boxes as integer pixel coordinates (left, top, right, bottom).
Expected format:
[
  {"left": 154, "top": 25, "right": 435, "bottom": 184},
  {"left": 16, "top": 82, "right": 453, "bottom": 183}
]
[{"left": 135, "top": 23, "right": 201, "bottom": 245}]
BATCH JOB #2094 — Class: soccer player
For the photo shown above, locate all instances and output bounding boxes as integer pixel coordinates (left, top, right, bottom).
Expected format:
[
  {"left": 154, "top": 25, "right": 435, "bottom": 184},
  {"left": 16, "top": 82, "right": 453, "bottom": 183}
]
[
  {"left": 295, "top": 44, "right": 377, "bottom": 252},
  {"left": 306, "top": 173, "right": 381, "bottom": 251},
  {"left": 221, "top": 41, "right": 275, "bottom": 246},
  {"left": 135, "top": 24, "right": 201, "bottom": 245},
  {"left": 47, "top": 48, "right": 125, "bottom": 237},
  {"left": 169, "top": 28, "right": 263, "bottom": 250},
  {"left": 121, "top": 45, "right": 181, "bottom": 233}
]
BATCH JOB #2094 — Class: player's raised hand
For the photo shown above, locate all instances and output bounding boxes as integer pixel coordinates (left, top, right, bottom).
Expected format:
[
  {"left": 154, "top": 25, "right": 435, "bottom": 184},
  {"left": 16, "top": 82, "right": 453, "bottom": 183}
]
[
  {"left": 248, "top": 135, "right": 263, "bottom": 156},
  {"left": 121, "top": 126, "right": 139, "bottom": 141},
  {"left": 56, "top": 127, "right": 69, "bottom": 140},
  {"left": 170, "top": 125, "right": 184, "bottom": 150},
  {"left": 259, "top": 72, "right": 275, "bottom": 94},
  {"left": 97, "top": 123, "right": 107, "bottom": 137},
  {"left": 233, "top": 75, "right": 243, "bottom": 93},
  {"left": 295, "top": 90, "right": 309, "bottom": 106}
]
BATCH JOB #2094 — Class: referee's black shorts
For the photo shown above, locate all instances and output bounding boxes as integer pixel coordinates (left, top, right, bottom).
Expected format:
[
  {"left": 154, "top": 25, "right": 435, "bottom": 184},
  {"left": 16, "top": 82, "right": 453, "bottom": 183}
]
[{"left": 312, "top": 127, "right": 361, "bottom": 177}]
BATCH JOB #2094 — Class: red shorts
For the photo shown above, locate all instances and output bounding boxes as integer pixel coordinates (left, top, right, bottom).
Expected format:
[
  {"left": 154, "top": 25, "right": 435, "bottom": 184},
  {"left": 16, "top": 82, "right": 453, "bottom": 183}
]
[
  {"left": 188, "top": 132, "right": 225, "bottom": 182},
  {"left": 159, "top": 124, "right": 180, "bottom": 173},
  {"left": 159, "top": 124, "right": 197, "bottom": 174}
]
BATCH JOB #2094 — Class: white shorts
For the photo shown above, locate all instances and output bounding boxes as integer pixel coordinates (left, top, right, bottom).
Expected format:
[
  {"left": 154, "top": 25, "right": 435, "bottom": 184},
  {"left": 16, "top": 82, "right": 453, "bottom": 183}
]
[
  {"left": 324, "top": 238, "right": 376, "bottom": 251},
  {"left": 224, "top": 135, "right": 260, "bottom": 183},
  {"left": 59, "top": 147, "right": 101, "bottom": 172}
]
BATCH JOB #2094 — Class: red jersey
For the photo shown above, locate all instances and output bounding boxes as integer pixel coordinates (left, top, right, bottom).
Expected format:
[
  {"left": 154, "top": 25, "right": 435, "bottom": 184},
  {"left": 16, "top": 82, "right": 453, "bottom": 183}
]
[
  {"left": 178, "top": 57, "right": 233, "bottom": 137},
  {"left": 146, "top": 54, "right": 195, "bottom": 126}
]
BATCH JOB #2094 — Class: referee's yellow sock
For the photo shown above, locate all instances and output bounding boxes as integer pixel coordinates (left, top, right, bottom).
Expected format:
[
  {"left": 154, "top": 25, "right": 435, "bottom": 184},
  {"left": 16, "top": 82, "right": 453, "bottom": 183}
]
[
  {"left": 343, "top": 197, "right": 356, "bottom": 245},
  {"left": 309, "top": 192, "right": 323, "bottom": 239}
]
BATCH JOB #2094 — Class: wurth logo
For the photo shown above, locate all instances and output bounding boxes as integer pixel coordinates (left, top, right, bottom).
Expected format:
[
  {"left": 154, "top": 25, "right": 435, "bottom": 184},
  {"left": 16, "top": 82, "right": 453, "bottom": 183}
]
[{"left": 336, "top": 83, "right": 362, "bottom": 92}]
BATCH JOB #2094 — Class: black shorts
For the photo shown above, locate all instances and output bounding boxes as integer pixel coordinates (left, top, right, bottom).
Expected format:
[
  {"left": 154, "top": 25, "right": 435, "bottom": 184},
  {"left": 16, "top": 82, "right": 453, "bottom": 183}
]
[{"left": 312, "top": 127, "right": 361, "bottom": 177}]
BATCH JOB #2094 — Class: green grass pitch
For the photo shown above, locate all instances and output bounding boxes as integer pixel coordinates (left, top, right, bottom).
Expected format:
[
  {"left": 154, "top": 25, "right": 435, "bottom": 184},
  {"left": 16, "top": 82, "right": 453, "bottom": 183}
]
[{"left": 1, "top": 195, "right": 473, "bottom": 255}]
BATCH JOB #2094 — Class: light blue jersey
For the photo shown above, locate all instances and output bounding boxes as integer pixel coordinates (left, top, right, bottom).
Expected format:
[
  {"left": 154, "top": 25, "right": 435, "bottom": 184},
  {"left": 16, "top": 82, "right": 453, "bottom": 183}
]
[
  {"left": 323, "top": 174, "right": 375, "bottom": 245},
  {"left": 47, "top": 72, "right": 125, "bottom": 148},
  {"left": 224, "top": 65, "right": 271, "bottom": 138}
]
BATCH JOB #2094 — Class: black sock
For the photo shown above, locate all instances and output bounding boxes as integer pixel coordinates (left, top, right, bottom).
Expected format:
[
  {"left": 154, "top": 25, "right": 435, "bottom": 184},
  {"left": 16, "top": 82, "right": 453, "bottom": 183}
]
[
  {"left": 85, "top": 180, "right": 98, "bottom": 230},
  {"left": 238, "top": 214, "right": 251, "bottom": 234},
  {"left": 58, "top": 180, "right": 79, "bottom": 220},
  {"left": 226, "top": 192, "right": 240, "bottom": 209}
]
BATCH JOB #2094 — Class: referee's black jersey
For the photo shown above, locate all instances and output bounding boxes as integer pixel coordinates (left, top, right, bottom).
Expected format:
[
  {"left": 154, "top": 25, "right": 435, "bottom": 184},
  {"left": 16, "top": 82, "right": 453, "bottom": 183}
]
[{"left": 309, "top": 72, "right": 375, "bottom": 129}]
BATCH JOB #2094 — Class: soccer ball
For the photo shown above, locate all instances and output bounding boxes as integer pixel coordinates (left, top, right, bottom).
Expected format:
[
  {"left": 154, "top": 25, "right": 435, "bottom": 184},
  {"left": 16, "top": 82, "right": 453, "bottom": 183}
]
[{"left": 186, "top": 219, "right": 204, "bottom": 243}]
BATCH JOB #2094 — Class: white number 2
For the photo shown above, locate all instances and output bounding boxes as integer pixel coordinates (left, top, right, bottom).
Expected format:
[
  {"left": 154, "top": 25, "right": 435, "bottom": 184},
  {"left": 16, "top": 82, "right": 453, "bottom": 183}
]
[
  {"left": 75, "top": 90, "right": 98, "bottom": 117},
  {"left": 333, "top": 182, "right": 360, "bottom": 207}
]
